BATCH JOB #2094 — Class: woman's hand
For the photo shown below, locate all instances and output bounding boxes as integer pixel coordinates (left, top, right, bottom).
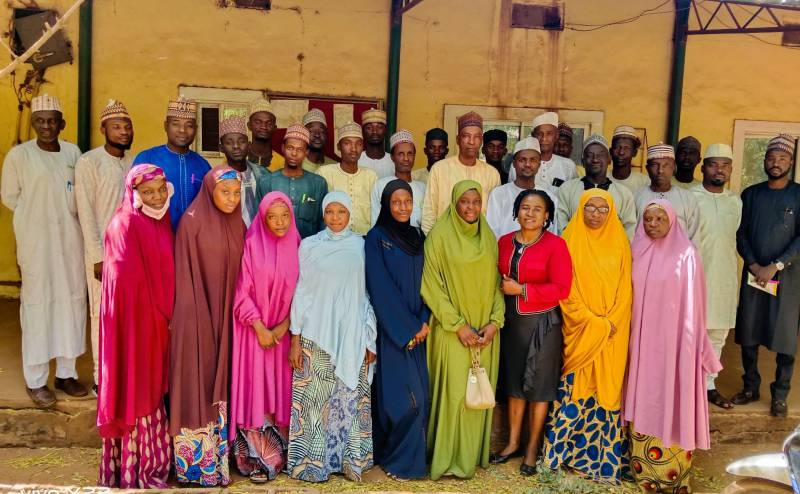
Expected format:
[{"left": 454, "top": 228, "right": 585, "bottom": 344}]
[
  {"left": 365, "top": 349, "right": 377, "bottom": 365},
  {"left": 413, "top": 323, "right": 431, "bottom": 345},
  {"left": 501, "top": 275, "right": 523, "bottom": 296},
  {"left": 478, "top": 323, "right": 498, "bottom": 347},
  {"left": 457, "top": 325, "right": 479, "bottom": 347},
  {"left": 253, "top": 321, "right": 277, "bottom": 349},
  {"left": 609, "top": 321, "right": 617, "bottom": 338},
  {"left": 289, "top": 335, "right": 303, "bottom": 370},
  {"left": 271, "top": 317, "right": 291, "bottom": 342}
]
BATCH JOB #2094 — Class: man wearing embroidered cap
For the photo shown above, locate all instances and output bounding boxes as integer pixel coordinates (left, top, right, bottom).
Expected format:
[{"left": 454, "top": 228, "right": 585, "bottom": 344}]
[
  {"left": 247, "top": 98, "right": 283, "bottom": 171},
  {"left": 317, "top": 122, "right": 377, "bottom": 234},
  {"left": 75, "top": 100, "right": 134, "bottom": 394},
  {"left": 412, "top": 128, "right": 449, "bottom": 184},
  {"left": 301, "top": 108, "right": 336, "bottom": 173},
  {"left": 674, "top": 136, "right": 702, "bottom": 189},
  {"left": 690, "top": 143, "right": 742, "bottom": 410},
  {"left": 486, "top": 136, "right": 559, "bottom": 238},
  {"left": 370, "top": 130, "right": 427, "bottom": 228},
  {"left": 258, "top": 123, "right": 328, "bottom": 238},
  {"left": 555, "top": 123, "right": 574, "bottom": 161},
  {"left": 421, "top": 111, "right": 500, "bottom": 233},
  {"left": 359, "top": 108, "right": 395, "bottom": 179},
  {"left": 133, "top": 95, "right": 211, "bottom": 230},
  {"left": 634, "top": 142, "right": 700, "bottom": 244},
  {"left": 733, "top": 133, "right": 800, "bottom": 417},
  {"left": 2, "top": 93, "right": 88, "bottom": 407},
  {"left": 217, "top": 115, "right": 267, "bottom": 227},
  {"left": 556, "top": 134, "right": 637, "bottom": 240},
  {"left": 609, "top": 125, "right": 649, "bottom": 193},
  {"left": 508, "top": 112, "right": 577, "bottom": 186}
]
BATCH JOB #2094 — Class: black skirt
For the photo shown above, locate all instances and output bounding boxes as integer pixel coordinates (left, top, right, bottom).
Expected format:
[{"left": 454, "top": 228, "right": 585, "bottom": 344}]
[{"left": 499, "top": 301, "right": 562, "bottom": 402}]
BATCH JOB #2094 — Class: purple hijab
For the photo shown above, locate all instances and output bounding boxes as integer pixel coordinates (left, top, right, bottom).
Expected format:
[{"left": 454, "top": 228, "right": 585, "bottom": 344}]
[{"left": 623, "top": 199, "right": 722, "bottom": 451}]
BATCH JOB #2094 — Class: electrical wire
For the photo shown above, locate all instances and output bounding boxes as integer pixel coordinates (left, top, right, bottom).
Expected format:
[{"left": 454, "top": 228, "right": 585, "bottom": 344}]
[
  {"left": 696, "top": 1, "right": 800, "bottom": 50},
  {"left": 565, "top": 0, "right": 682, "bottom": 31}
]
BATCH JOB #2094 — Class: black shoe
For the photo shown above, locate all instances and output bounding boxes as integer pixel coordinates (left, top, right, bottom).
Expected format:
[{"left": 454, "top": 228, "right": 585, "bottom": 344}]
[
  {"left": 771, "top": 400, "right": 788, "bottom": 417},
  {"left": 730, "top": 389, "right": 759, "bottom": 405},
  {"left": 519, "top": 463, "right": 537, "bottom": 476},
  {"left": 489, "top": 448, "right": 522, "bottom": 464}
]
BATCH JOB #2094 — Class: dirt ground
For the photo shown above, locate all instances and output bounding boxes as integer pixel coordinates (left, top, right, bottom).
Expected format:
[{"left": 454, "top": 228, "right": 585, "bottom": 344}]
[{"left": 0, "top": 439, "right": 788, "bottom": 494}]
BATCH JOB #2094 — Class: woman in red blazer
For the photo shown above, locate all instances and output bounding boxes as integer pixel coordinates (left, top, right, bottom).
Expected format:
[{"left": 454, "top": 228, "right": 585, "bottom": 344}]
[{"left": 489, "top": 189, "right": 573, "bottom": 476}]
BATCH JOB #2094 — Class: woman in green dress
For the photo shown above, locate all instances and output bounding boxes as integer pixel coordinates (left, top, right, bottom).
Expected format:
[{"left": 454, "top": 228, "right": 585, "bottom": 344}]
[{"left": 422, "top": 179, "right": 505, "bottom": 480}]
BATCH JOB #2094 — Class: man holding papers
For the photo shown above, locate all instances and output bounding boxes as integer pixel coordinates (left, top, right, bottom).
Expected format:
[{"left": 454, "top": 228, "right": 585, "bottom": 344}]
[{"left": 733, "top": 134, "right": 800, "bottom": 417}]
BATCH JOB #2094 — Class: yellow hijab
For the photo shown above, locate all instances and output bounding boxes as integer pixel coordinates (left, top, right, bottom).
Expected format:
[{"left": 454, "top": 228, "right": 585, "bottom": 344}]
[{"left": 560, "top": 189, "right": 632, "bottom": 411}]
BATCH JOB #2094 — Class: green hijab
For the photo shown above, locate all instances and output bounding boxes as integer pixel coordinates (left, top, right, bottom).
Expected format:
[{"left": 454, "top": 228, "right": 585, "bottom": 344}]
[{"left": 421, "top": 180, "right": 503, "bottom": 331}]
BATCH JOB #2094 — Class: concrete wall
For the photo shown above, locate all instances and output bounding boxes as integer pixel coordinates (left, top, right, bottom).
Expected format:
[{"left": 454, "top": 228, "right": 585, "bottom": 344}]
[{"left": 1, "top": 0, "right": 800, "bottom": 289}]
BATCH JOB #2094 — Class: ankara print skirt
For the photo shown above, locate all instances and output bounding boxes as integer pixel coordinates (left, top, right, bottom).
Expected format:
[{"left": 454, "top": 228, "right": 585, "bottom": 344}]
[
  {"left": 629, "top": 430, "right": 693, "bottom": 494},
  {"left": 286, "top": 337, "right": 373, "bottom": 482},
  {"left": 173, "top": 401, "right": 230, "bottom": 486},
  {"left": 98, "top": 403, "right": 171, "bottom": 489},
  {"left": 233, "top": 414, "right": 289, "bottom": 480},
  {"left": 542, "top": 373, "right": 630, "bottom": 484}
]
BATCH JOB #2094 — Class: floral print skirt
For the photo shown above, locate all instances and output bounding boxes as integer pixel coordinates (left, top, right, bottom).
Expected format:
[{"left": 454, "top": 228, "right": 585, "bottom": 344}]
[
  {"left": 286, "top": 337, "right": 373, "bottom": 482},
  {"left": 173, "top": 401, "right": 230, "bottom": 486}
]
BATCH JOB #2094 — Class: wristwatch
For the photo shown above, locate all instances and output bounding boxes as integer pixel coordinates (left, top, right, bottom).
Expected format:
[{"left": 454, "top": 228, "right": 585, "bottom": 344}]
[{"left": 775, "top": 260, "right": 786, "bottom": 271}]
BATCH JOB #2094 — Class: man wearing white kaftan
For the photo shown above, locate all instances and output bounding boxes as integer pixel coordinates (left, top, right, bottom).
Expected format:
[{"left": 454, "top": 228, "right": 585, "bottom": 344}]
[
  {"left": 75, "top": 100, "right": 133, "bottom": 389},
  {"left": 1, "top": 95, "right": 87, "bottom": 406},
  {"left": 692, "top": 144, "right": 742, "bottom": 408}
]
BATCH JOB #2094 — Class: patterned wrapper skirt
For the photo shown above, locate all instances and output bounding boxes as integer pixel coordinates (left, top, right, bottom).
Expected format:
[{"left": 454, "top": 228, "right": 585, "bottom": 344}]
[
  {"left": 233, "top": 414, "right": 289, "bottom": 480},
  {"left": 543, "top": 373, "right": 630, "bottom": 484},
  {"left": 98, "top": 403, "right": 171, "bottom": 489},
  {"left": 629, "top": 430, "right": 693, "bottom": 494},
  {"left": 173, "top": 401, "right": 230, "bottom": 486},
  {"left": 286, "top": 337, "right": 373, "bottom": 482}
]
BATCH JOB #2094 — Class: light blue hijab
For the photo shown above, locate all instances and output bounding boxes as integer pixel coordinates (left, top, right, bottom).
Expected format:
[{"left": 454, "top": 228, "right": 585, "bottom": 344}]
[{"left": 290, "top": 191, "right": 377, "bottom": 390}]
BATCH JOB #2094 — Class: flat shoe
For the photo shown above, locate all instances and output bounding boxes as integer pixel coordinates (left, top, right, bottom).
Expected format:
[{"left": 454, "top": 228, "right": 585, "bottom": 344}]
[
  {"left": 730, "top": 389, "right": 759, "bottom": 405},
  {"left": 708, "top": 389, "right": 734, "bottom": 409},
  {"left": 55, "top": 377, "right": 88, "bottom": 397},
  {"left": 26, "top": 386, "right": 56, "bottom": 408},
  {"left": 519, "top": 463, "right": 537, "bottom": 476},
  {"left": 489, "top": 449, "right": 522, "bottom": 464},
  {"left": 772, "top": 400, "right": 788, "bottom": 418}
]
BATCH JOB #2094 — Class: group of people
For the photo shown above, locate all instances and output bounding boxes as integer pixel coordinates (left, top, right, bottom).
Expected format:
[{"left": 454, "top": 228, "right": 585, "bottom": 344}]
[{"left": 2, "top": 91, "right": 799, "bottom": 494}]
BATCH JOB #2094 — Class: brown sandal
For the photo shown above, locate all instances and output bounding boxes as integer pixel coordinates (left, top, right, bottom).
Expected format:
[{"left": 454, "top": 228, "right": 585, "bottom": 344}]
[{"left": 708, "top": 389, "right": 734, "bottom": 409}]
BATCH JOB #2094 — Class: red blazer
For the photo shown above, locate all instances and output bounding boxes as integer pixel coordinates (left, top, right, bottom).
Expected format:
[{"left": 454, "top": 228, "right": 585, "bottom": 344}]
[{"left": 497, "top": 230, "right": 572, "bottom": 315}]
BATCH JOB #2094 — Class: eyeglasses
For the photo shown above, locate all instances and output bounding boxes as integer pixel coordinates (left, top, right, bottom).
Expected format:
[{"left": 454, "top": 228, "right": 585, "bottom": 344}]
[{"left": 584, "top": 205, "right": 610, "bottom": 214}]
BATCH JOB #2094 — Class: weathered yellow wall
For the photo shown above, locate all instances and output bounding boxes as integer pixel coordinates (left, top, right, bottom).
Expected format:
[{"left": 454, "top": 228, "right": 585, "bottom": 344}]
[{"left": 2, "top": 0, "right": 800, "bottom": 294}]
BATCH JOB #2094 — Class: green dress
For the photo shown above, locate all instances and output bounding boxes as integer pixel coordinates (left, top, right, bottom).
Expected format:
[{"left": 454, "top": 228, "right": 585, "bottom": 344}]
[{"left": 421, "top": 180, "right": 505, "bottom": 480}]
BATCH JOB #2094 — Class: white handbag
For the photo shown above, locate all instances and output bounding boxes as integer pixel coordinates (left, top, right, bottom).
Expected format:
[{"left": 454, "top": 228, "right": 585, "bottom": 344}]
[{"left": 465, "top": 346, "right": 495, "bottom": 410}]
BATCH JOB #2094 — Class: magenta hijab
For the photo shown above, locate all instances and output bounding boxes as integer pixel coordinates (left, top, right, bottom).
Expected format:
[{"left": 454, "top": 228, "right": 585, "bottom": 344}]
[
  {"left": 623, "top": 199, "right": 722, "bottom": 451},
  {"left": 97, "top": 164, "right": 175, "bottom": 438},
  {"left": 230, "top": 191, "right": 301, "bottom": 438}
]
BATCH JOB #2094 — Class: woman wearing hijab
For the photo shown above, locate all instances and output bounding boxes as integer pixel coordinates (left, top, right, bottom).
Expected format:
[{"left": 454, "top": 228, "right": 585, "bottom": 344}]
[
  {"left": 230, "top": 191, "right": 300, "bottom": 483},
  {"left": 286, "top": 191, "right": 377, "bottom": 483},
  {"left": 542, "top": 189, "right": 632, "bottom": 483},
  {"left": 366, "top": 179, "right": 430, "bottom": 481},
  {"left": 490, "top": 189, "right": 572, "bottom": 476},
  {"left": 422, "top": 180, "right": 505, "bottom": 480},
  {"left": 169, "top": 166, "right": 245, "bottom": 487},
  {"left": 623, "top": 200, "right": 721, "bottom": 493},
  {"left": 97, "top": 164, "right": 174, "bottom": 489}
]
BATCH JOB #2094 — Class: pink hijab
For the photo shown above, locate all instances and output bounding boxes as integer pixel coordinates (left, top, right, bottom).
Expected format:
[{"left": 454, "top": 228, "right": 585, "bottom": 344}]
[
  {"left": 229, "top": 191, "right": 301, "bottom": 438},
  {"left": 97, "top": 164, "right": 175, "bottom": 438},
  {"left": 623, "top": 199, "right": 721, "bottom": 451}
]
